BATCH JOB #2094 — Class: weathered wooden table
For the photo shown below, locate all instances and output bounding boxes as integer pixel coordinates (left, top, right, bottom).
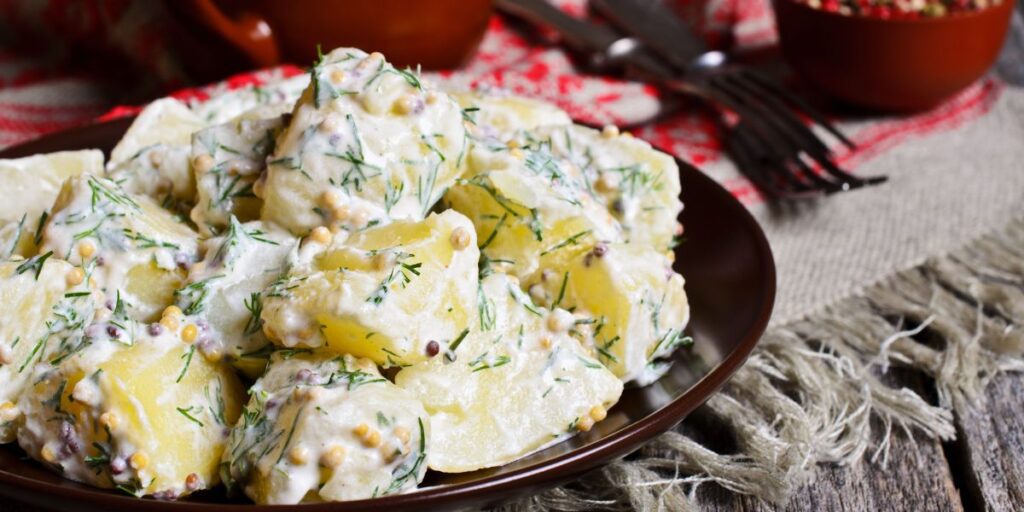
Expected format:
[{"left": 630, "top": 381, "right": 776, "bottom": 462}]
[{"left": 692, "top": 370, "right": 1024, "bottom": 511}]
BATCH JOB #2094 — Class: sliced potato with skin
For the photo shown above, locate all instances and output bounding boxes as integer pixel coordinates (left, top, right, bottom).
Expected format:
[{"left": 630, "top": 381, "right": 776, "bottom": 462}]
[
  {"left": 0, "top": 150, "right": 103, "bottom": 227},
  {"left": 39, "top": 176, "right": 200, "bottom": 323},
  {"left": 190, "top": 115, "right": 286, "bottom": 236},
  {"left": 443, "top": 142, "right": 620, "bottom": 281},
  {"left": 260, "top": 48, "right": 467, "bottom": 235},
  {"left": 16, "top": 313, "right": 244, "bottom": 499},
  {"left": 537, "top": 124, "right": 683, "bottom": 252},
  {"left": 261, "top": 210, "right": 478, "bottom": 367},
  {"left": 222, "top": 351, "right": 429, "bottom": 504},
  {"left": 174, "top": 218, "right": 297, "bottom": 378},
  {"left": 395, "top": 272, "right": 622, "bottom": 473},
  {"left": 527, "top": 242, "right": 690, "bottom": 384},
  {"left": 0, "top": 256, "right": 96, "bottom": 443}
]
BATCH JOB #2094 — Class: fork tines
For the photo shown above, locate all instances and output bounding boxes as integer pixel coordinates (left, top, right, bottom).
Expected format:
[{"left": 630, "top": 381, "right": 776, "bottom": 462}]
[{"left": 706, "top": 69, "right": 886, "bottom": 198}]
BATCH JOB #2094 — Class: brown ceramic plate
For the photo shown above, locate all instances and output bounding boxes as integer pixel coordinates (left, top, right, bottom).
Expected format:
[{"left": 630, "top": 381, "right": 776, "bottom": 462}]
[{"left": 0, "top": 118, "right": 775, "bottom": 511}]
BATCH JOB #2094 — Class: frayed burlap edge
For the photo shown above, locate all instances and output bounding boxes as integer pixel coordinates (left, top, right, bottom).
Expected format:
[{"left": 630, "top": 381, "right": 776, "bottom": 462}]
[{"left": 497, "top": 216, "right": 1024, "bottom": 512}]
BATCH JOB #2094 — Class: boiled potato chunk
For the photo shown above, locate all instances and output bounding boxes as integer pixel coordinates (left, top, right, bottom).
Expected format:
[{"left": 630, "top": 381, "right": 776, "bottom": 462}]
[
  {"left": 0, "top": 215, "right": 38, "bottom": 258},
  {"left": 538, "top": 124, "right": 683, "bottom": 252},
  {"left": 16, "top": 314, "right": 244, "bottom": 499},
  {"left": 108, "top": 98, "right": 206, "bottom": 167},
  {"left": 192, "top": 73, "right": 310, "bottom": 125},
  {"left": 39, "top": 176, "right": 200, "bottom": 322},
  {"left": 443, "top": 143, "right": 620, "bottom": 280},
  {"left": 451, "top": 89, "right": 571, "bottom": 135},
  {"left": 190, "top": 115, "right": 286, "bottom": 235},
  {"left": 0, "top": 256, "right": 95, "bottom": 443},
  {"left": 395, "top": 273, "right": 622, "bottom": 472},
  {"left": 261, "top": 210, "right": 478, "bottom": 367},
  {"left": 222, "top": 351, "right": 429, "bottom": 504},
  {"left": 105, "top": 144, "right": 193, "bottom": 213},
  {"left": 260, "top": 48, "right": 467, "bottom": 235},
  {"left": 174, "top": 218, "right": 297, "bottom": 377},
  {"left": 528, "top": 242, "right": 690, "bottom": 384},
  {"left": 0, "top": 149, "right": 103, "bottom": 225}
]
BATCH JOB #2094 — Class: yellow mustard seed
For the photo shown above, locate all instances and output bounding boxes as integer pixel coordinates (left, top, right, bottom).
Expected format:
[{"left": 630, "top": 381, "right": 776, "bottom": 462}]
[
  {"left": 160, "top": 315, "right": 180, "bottom": 332},
  {"left": 601, "top": 125, "right": 620, "bottom": 138},
  {"left": 78, "top": 241, "right": 96, "bottom": 259},
  {"left": 40, "top": 444, "right": 57, "bottom": 463},
  {"left": 540, "top": 337, "right": 552, "bottom": 349},
  {"left": 353, "top": 423, "right": 369, "bottom": 437},
  {"left": 193, "top": 154, "right": 215, "bottom": 174},
  {"left": 450, "top": 227, "right": 471, "bottom": 250},
  {"left": 509, "top": 148, "right": 525, "bottom": 160},
  {"left": 66, "top": 267, "right": 85, "bottom": 286},
  {"left": 0, "top": 402, "right": 17, "bottom": 422},
  {"left": 99, "top": 411, "right": 120, "bottom": 430},
  {"left": 589, "top": 404, "right": 608, "bottom": 422},
  {"left": 363, "top": 429, "right": 382, "bottom": 448},
  {"left": 320, "top": 445, "right": 345, "bottom": 468},
  {"left": 163, "top": 305, "right": 183, "bottom": 319},
  {"left": 181, "top": 324, "right": 198, "bottom": 344},
  {"left": 333, "top": 204, "right": 351, "bottom": 222},
  {"left": 394, "top": 94, "right": 419, "bottom": 115},
  {"left": 576, "top": 416, "right": 595, "bottom": 432},
  {"left": 288, "top": 445, "right": 309, "bottom": 465},
  {"left": 319, "top": 114, "right": 340, "bottom": 133},
  {"left": 309, "top": 226, "right": 332, "bottom": 245},
  {"left": 203, "top": 348, "right": 223, "bottom": 363},
  {"left": 129, "top": 451, "right": 149, "bottom": 470},
  {"left": 394, "top": 426, "right": 411, "bottom": 445},
  {"left": 321, "top": 189, "right": 344, "bottom": 210}
]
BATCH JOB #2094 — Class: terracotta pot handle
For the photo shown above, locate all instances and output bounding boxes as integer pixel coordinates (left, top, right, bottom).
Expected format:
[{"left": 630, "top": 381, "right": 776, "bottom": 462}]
[{"left": 185, "top": 0, "right": 280, "bottom": 67}]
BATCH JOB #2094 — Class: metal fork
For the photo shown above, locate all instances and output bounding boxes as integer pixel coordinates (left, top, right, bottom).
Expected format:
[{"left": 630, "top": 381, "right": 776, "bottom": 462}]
[{"left": 499, "top": 0, "right": 887, "bottom": 198}]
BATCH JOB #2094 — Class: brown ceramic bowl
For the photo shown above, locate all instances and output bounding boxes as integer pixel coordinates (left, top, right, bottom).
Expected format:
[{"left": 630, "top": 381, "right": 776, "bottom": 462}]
[
  {"left": 168, "top": 0, "right": 494, "bottom": 70},
  {"left": 0, "top": 119, "right": 775, "bottom": 511},
  {"left": 774, "top": 0, "right": 1015, "bottom": 111}
]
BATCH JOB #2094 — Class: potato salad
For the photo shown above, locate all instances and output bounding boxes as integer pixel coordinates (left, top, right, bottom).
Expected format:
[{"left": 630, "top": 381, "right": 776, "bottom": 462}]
[{"left": 0, "top": 47, "right": 690, "bottom": 504}]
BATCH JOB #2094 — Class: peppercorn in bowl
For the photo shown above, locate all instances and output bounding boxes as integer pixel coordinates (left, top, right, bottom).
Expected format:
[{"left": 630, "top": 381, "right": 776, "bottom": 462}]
[
  {"left": 0, "top": 47, "right": 775, "bottom": 511},
  {"left": 774, "top": 0, "right": 1015, "bottom": 110}
]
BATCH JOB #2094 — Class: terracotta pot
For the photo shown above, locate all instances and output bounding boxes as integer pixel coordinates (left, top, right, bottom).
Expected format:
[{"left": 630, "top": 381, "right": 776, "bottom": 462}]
[
  {"left": 169, "top": 0, "right": 494, "bottom": 70},
  {"left": 773, "top": 0, "right": 1015, "bottom": 111}
]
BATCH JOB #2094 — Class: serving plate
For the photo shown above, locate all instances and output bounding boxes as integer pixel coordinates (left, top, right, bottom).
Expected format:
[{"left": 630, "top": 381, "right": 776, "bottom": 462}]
[{"left": 0, "top": 117, "right": 775, "bottom": 512}]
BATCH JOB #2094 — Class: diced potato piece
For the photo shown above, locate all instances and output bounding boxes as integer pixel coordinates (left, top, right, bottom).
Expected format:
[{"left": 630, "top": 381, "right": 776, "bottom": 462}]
[
  {"left": 0, "top": 256, "right": 95, "bottom": 442},
  {"left": 105, "top": 144, "right": 194, "bottom": 212},
  {"left": 261, "top": 210, "right": 478, "bottom": 367},
  {"left": 0, "top": 150, "right": 103, "bottom": 225},
  {"left": 0, "top": 215, "right": 38, "bottom": 258},
  {"left": 191, "top": 73, "right": 310, "bottom": 125},
  {"left": 39, "top": 176, "right": 200, "bottom": 322},
  {"left": 174, "top": 218, "right": 297, "bottom": 377},
  {"left": 260, "top": 48, "right": 467, "bottom": 235},
  {"left": 443, "top": 143, "right": 620, "bottom": 280},
  {"left": 222, "top": 351, "right": 429, "bottom": 504},
  {"left": 450, "top": 89, "right": 571, "bottom": 135},
  {"left": 190, "top": 115, "right": 286, "bottom": 235},
  {"left": 538, "top": 124, "right": 683, "bottom": 252},
  {"left": 528, "top": 242, "right": 690, "bottom": 384},
  {"left": 395, "top": 273, "right": 622, "bottom": 472},
  {"left": 108, "top": 98, "right": 206, "bottom": 167},
  {"left": 16, "top": 314, "right": 245, "bottom": 499}
]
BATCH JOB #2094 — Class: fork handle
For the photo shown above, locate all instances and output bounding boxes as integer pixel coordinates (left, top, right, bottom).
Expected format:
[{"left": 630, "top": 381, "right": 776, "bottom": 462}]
[{"left": 496, "top": 0, "right": 612, "bottom": 53}]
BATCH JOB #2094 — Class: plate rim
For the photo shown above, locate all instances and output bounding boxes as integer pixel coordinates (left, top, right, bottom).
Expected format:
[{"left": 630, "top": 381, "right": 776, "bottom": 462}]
[{"left": 0, "top": 118, "right": 776, "bottom": 511}]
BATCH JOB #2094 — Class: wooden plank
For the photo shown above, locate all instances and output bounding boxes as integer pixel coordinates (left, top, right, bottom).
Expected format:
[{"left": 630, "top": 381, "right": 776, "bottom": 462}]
[
  {"left": 692, "top": 422, "right": 963, "bottom": 512},
  {"left": 948, "top": 371, "right": 1024, "bottom": 511}
]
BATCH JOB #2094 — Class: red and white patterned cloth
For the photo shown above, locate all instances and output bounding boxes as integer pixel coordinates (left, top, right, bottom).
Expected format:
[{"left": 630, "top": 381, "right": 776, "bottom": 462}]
[{"left": 0, "top": 0, "right": 1004, "bottom": 208}]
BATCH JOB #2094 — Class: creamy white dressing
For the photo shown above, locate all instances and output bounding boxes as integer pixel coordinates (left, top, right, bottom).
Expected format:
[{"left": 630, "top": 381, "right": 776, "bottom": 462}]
[
  {"left": 105, "top": 144, "right": 194, "bottom": 212},
  {"left": 223, "top": 352, "right": 429, "bottom": 504},
  {"left": 261, "top": 48, "right": 467, "bottom": 235},
  {"left": 190, "top": 116, "right": 287, "bottom": 235},
  {"left": 39, "top": 176, "right": 199, "bottom": 322},
  {"left": 175, "top": 218, "right": 296, "bottom": 375}
]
